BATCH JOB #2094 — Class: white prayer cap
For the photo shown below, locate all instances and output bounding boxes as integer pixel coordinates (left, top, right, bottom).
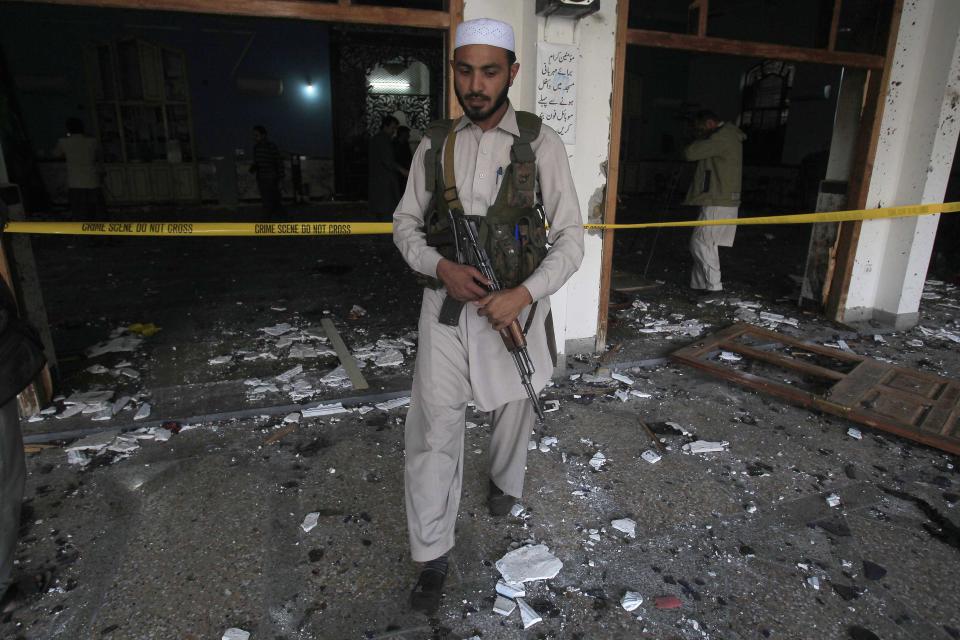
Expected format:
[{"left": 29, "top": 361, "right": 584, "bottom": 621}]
[{"left": 455, "top": 18, "right": 515, "bottom": 53}]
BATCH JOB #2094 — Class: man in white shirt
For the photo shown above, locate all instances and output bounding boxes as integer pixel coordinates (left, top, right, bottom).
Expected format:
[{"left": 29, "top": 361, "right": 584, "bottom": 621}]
[
  {"left": 53, "top": 118, "right": 105, "bottom": 219},
  {"left": 393, "top": 17, "right": 584, "bottom": 614}
]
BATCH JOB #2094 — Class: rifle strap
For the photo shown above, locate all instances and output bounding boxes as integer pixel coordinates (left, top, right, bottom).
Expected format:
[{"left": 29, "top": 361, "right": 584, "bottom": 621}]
[{"left": 442, "top": 124, "right": 463, "bottom": 214}]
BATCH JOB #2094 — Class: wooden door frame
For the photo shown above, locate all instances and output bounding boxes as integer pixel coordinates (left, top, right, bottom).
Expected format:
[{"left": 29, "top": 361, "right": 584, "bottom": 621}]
[{"left": 595, "top": 0, "right": 903, "bottom": 350}]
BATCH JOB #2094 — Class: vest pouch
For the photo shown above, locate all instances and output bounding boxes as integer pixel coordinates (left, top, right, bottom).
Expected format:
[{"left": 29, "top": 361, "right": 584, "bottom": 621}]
[
  {"left": 517, "top": 214, "right": 548, "bottom": 285},
  {"left": 481, "top": 220, "right": 523, "bottom": 289}
]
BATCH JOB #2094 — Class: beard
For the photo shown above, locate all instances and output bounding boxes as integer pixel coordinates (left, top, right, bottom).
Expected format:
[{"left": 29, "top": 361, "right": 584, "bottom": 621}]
[{"left": 455, "top": 80, "right": 511, "bottom": 123}]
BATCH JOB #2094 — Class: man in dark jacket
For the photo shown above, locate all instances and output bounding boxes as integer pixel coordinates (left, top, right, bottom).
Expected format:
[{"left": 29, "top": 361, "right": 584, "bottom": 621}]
[
  {"left": 683, "top": 110, "right": 746, "bottom": 293},
  {"left": 367, "top": 116, "right": 408, "bottom": 216},
  {"left": 250, "top": 125, "right": 285, "bottom": 215}
]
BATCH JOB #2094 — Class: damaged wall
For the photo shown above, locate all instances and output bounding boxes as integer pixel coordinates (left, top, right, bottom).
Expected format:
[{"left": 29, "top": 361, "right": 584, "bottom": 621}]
[
  {"left": 843, "top": 0, "right": 960, "bottom": 328},
  {"left": 463, "top": 0, "right": 619, "bottom": 354}
]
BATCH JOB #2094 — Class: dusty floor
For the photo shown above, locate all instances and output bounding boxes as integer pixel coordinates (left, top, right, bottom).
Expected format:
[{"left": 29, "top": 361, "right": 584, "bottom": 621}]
[{"left": 3, "top": 213, "right": 959, "bottom": 639}]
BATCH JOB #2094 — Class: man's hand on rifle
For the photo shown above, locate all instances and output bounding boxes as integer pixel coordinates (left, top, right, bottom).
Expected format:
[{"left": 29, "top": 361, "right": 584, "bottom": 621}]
[
  {"left": 437, "top": 258, "right": 490, "bottom": 302},
  {"left": 474, "top": 286, "right": 533, "bottom": 332}
]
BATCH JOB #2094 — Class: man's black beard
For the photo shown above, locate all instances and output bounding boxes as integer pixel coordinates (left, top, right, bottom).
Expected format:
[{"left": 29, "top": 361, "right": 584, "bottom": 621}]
[{"left": 456, "top": 81, "right": 510, "bottom": 123}]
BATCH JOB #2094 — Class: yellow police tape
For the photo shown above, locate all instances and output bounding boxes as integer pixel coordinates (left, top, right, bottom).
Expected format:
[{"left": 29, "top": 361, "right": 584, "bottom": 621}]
[{"left": 2, "top": 202, "right": 958, "bottom": 237}]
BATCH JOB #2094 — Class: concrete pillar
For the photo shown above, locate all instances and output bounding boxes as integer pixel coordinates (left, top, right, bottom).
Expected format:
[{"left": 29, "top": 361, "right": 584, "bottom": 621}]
[
  {"left": 463, "top": 0, "right": 618, "bottom": 355},
  {"left": 842, "top": 0, "right": 960, "bottom": 328}
]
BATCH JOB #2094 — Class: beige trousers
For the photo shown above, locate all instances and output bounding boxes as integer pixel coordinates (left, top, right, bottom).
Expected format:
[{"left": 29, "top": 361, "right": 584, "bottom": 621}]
[
  {"left": 404, "top": 298, "right": 537, "bottom": 562},
  {"left": 690, "top": 205, "right": 738, "bottom": 291}
]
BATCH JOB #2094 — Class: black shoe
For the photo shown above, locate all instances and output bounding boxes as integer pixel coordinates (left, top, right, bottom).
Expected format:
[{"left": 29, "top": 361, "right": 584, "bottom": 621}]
[
  {"left": 410, "top": 556, "right": 448, "bottom": 615},
  {"left": 488, "top": 479, "right": 516, "bottom": 517}
]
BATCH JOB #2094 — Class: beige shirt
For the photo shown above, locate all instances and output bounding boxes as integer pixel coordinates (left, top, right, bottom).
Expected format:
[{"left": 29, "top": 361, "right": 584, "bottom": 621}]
[
  {"left": 53, "top": 135, "right": 100, "bottom": 189},
  {"left": 393, "top": 103, "right": 584, "bottom": 410}
]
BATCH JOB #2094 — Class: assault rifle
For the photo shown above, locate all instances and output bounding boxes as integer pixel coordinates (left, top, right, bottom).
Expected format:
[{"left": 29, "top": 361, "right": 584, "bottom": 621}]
[{"left": 446, "top": 210, "right": 546, "bottom": 423}]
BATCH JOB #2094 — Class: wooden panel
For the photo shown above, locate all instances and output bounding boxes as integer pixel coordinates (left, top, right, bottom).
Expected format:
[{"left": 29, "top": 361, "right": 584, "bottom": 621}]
[
  {"left": 627, "top": 29, "right": 884, "bottom": 70},
  {"left": 595, "top": 0, "right": 630, "bottom": 351},
  {"left": 13, "top": 0, "right": 451, "bottom": 29},
  {"left": 672, "top": 323, "right": 960, "bottom": 455}
]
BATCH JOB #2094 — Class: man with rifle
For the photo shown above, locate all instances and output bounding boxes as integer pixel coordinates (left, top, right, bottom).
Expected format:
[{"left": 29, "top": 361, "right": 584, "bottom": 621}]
[{"left": 393, "top": 17, "right": 584, "bottom": 615}]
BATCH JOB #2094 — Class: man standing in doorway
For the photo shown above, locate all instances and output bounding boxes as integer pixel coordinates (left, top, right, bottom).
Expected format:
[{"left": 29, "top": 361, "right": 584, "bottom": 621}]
[
  {"left": 393, "top": 18, "right": 584, "bottom": 615},
  {"left": 53, "top": 118, "right": 105, "bottom": 220},
  {"left": 368, "top": 115, "right": 407, "bottom": 216},
  {"left": 250, "top": 125, "right": 284, "bottom": 216},
  {"left": 683, "top": 109, "right": 745, "bottom": 293}
]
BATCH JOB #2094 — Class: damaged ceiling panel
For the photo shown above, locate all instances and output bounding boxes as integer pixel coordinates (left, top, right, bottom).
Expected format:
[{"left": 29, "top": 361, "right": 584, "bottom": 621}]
[{"left": 671, "top": 323, "right": 960, "bottom": 455}]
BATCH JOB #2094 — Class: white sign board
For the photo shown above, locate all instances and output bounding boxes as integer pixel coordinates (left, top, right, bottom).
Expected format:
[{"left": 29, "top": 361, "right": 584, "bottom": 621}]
[{"left": 536, "top": 42, "right": 578, "bottom": 145}]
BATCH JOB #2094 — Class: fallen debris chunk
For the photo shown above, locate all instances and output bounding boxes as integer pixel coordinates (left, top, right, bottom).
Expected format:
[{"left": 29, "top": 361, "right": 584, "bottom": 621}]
[
  {"left": 807, "top": 576, "right": 821, "bottom": 590},
  {"left": 107, "top": 437, "right": 139, "bottom": 454},
  {"left": 611, "top": 372, "right": 634, "bottom": 385},
  {"left": 496, "top": 580, "right": 525, "bottom": 599},
  {"left": 375, "top": 396, "right": 411, "bottom": 411},
  {"left": 614, "top": 389, "right": 630, "bottom": 402},
  {"left": 682, "top": 440, "right": 729, "bottom": 454},
  {"left": 86, "top": 364, "right": 109, "bottom": 374},
  {"left": 67, "top": 450, "right": 91, "bottom": 466},
  {"left": 641, "top": 450, "right": 662, "bottom": 464},
  {"left": 276, "top": 365, "right": 304, "bottom": 383},
  {"left": 208, "top": 355, "right": 232, "bottom": 365},
  {"left": 611, "top": 518, "right": 637, "bottom": 538},
  {"left": 302, "top": 403, "right": 349, "bottom": 418},
  {"left": 493, "top": 595, "right": 516, "bottom": 616},
  {"left": 301, "top": 512, "right": 320, "bottom": 533},
  {"left": 847, "top": 427, "right": 862, "bottom": 440},
  {"left": 495, "top": 544, "right": 563, "bottom": 584},
  {"left": 133, "top": 403, "right": 152, "bottom": 421},
  {"left": 261, "top": 323, "right": 294, "bottom": 337},
  {"left": 543, "top": 400, "right": 560, "bottom": 413},
  {"left": 516, "top": 598, "right": 542, "bottom": 629},
  {"left": 621, "top": 591, "right": 643, "bottom": 612},
  {"left": 222, "top": 629, "right": 250, "bottom": 640},
  {"left": 66, "top": 430, "right": 119, "bottom": 452},
  {"left": 510, "top": 504, "right": 526, "bottom": 518},
  {"left": 588, "top": 452, "right": 607, "bottom": 470},
  {"left": 718, "top": 351, "right": 742, "bottom": 362},
  {"left": 826, "top": 493, "right": 842, "bottom": 508},
  {"left": 85, "top": 335, "right": 143, "bottom": 358},
  {"left": 654, "top": 595, "right": 681, "bottom": 610},
  {"left": 56, "top": 405, "right": 84, "bottom": 420},
  {"left": 373, "top": 349, "right": 404, "bottom": 368}
]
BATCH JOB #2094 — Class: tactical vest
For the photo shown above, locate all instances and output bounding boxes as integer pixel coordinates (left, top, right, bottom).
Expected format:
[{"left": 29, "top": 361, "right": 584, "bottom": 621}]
[{"left": 420, "top": 111, "right": 548, "bottom": 290}]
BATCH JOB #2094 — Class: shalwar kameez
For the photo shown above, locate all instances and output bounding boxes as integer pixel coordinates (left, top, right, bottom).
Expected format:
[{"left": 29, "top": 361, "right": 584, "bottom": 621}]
[{"left": 393, "top": 103, "right": 584, "bottom": 562}]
